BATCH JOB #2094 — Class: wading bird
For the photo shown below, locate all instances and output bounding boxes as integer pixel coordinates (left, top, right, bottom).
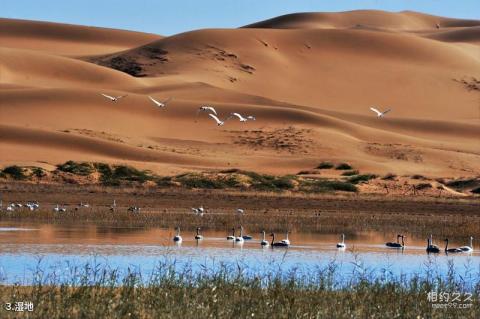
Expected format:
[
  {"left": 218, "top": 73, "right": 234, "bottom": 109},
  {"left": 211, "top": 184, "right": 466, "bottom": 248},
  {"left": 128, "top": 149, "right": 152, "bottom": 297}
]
[
  {"left": 370, "top": 107, "right": 391, "bottom": 118},
  {"left": 148, "top": 96, "right": 171, "bottom": 108},
  {"left": 336, "top": 234, "right": 346, "bottom": 249},
  {"left": 101, "top": 93, "right": 127, "bottom": 102}
]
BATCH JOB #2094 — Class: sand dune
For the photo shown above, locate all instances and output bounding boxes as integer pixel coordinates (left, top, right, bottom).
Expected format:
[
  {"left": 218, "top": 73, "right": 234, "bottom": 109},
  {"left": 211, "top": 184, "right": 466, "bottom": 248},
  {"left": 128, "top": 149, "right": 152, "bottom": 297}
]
[
  {"left": 1, "top": 10, "right": 479, "bottom": 178},
  {"left": 0, "top": 18, "right": 161, "bottom": 55}
]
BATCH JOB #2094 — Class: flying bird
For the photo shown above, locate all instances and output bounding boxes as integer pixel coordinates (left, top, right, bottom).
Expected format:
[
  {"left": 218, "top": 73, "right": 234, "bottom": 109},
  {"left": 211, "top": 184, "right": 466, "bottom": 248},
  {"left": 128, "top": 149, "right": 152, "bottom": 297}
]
[
  {"left": 197, "top": 106, "right": 217, "bottom": 116},
  {"left": 370, "top": 107, "right": 391, "bottom": 118},
  {"left": 101, "top": 93, "right": 127, "bottom": 102},
  {"left": 227, "top": 113, "right": 248, "bottom": 122},
  {"left": 208, "top": 114, "right": 224, "bottom": 126},
  {"left": 149, "top": 96, "right": 171, "bottom": 108},
  {"left": 246, "top": 116, "right": 256, "bottom": 121}
]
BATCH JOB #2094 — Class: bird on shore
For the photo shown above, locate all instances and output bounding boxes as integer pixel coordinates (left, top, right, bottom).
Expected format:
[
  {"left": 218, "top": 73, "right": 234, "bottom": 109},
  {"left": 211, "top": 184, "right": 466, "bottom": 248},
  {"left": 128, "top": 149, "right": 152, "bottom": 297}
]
[
  {"left": 260, "top": 230, "right": 269, "bottom": 246},
  {"left": 128, "top": 206, "right": 140, "bottom": 213},
  {"left": 227, "top": 227, "right": 235, "bottom": 240},
  {"left": 192, "top": 206, "right": 205, "bottom": 217},
  {"left": 197, "top": 106, "right": 217, "bottom": 116},
  {"left": 195, "top": 227, "right": 203, "bottom": 240},
  {"left": 370, "top": 107, "right": 391, "bottom": 118},
  {"left": 444, "top": 238, "right": 462, "bottom": 253},
  {"left": 101, "top": 93, "right": 127, "bottom": 102},
  {"left": 173, "top": 227, "right": 183, "bottom": 243},
  {"left": 208, "top": 114, "right": 225, "bottom": 126},
  {"left": 336, "top": 234, "right": 346, "bottom": 249},
  {"left": 270, "top": 233, "right": 289, "bottom": 247},
  {"left": 148, "top": 96, "right": 171, "bottom": 108},
  {"left": 110, "top": 199, "right": 116, "bottom": 212},
  {"left": 458, "top": 236, "right": 474, "bottom": 252}
]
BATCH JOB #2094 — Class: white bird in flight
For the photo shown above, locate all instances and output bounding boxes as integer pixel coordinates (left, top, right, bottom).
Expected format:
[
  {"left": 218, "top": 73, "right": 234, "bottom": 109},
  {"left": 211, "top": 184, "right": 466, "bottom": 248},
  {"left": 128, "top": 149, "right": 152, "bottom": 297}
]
[
  {"left": 370, "top": 107, "right": 391, "bottom": 118},
  {"left": 101, "top": 93, "right": 128, "bottom": 102},
  {"left": 227, "top": 113, "right": 248, "bottom": 122},
  {"left": 149, "top": 96, "right": 171, "bottom": 108},
  {"left": 246, "top": 115, "right": 256, "bottom": 121},
  {"left": 198, "top": 106, "right": 217, "bottom": 116},
  {"left": 208, "top": 114, "right": 224, "bottom": 126}
]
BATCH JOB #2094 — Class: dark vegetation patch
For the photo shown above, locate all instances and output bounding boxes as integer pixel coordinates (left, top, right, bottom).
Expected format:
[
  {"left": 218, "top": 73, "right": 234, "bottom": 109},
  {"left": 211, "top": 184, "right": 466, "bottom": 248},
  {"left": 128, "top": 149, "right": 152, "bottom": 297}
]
[
  {"left": 341, "top": 170, "right": 359, "bottom": 176},
  {"left": 316, "top": 162, "right": 334, "bottom": 169},
  {"left": 335, "top": 163, "right": 353, "bottom": 170},
  {"left": 382, "top": 173, "right": 397, "bottom": 180},
  {"left": 347, "top": 174, "right": 377, "bottom": 184},
  {"left": 2, "top": 165, "right": 27, "bottom": 180},
  {"left": 56, "top": 161, "right": 95, "bottom": 176}
]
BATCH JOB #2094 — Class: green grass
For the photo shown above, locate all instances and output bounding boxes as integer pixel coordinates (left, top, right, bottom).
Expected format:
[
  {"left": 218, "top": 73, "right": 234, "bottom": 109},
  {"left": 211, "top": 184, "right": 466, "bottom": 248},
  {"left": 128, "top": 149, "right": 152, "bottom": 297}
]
[
  {"left": 0, "top": 260, "right": 477, "bottom": 319},
  {"left": 56, "top": 161, "right": 95, "bottom": 176},
  {"left": 335, "top": 163, "right": 353, "bottom": 170},
  {"left": 341, "top": 170, "right": 359, "bottom": 176},
  {"left": 2, "top": 166, "right": 27, "bottom": 180},
  {"left": 316, "top": 162, "right": 334, "bottom": 169},
  {"left": 347, "top": 174, "right": 377, "bottom": 184}
]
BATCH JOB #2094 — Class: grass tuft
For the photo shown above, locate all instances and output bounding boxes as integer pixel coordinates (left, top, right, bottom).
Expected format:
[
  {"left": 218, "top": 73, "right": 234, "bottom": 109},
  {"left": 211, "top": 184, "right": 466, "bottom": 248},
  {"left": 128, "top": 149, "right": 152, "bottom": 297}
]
[
  {"left": 316, "top": 162, "right": 334, "bottom": 169},
  {"left": 335, "top": 163, "right": 353, "bottom": 170}
]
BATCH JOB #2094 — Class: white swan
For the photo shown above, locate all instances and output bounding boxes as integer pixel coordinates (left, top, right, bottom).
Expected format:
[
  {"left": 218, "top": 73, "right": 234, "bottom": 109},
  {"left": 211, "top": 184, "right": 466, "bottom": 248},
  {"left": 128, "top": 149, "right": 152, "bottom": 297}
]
[
  {"left": 260, "top": 230, "right": 269, "bottom": 246},
  {"left": 173, "top": 227, "right": 183, "bottom": 242},
  {"left": 336, "top": 234, "right": 346, "bottom": 249},
  {"left": 208, "top": 114, "right": 224, "bottom": 126},
  {"left": 459, "top": 236, "right": 474, "bottom": 252},
  {"left": 280, "top": 231, "right": 290, "bottom": 245},
  {"left": 101, "top": 93, "right": 127, "bottom": 102},
  {"left": 370, "top": 107, "right": 391, "bottom": 118},
  {"left": 149, "top": 96, "right": 171, "bottom": 108}
]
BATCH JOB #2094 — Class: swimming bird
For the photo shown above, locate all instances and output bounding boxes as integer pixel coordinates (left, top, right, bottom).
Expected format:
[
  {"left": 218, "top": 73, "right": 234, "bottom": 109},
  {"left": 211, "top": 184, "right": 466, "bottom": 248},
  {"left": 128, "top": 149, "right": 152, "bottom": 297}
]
[
  {"left": 173, "top": 227, "right": 183, "bottom": 242},
  {"left": 197, "top": 106, "right": 217, "bottom": 116},
  {"left": 270, "top": 233, "right": 289, "bottom": 247},
  {"left": 227, "top": 113, "right": 248, "bottom": 122},
  {"left": 240, "top": 226, "right": 253, "bottom": 240},
  {"left": 101, "top": 93, "right": 127, "bottom": 102},
  {"left": 281, "top": 231, "right": 290, "bottom": 245},
  {"left": 235, "top": 227, "right": 245, "bottom": 242},
  {"left": 208, "top": 114, "right": 224, "bottom": 126},
  {"left": 370, "top": 107, "right": 391, "bottom": 118},
  {"left": 458, "top": 236, "right": 474, "bottom": 252},
  {"left": 426, "top": 235, "right": 440, "bottom": 253},
  {"left": 336, "top": 234, "right": 346, "bottom": 249},
  {"left": 227, "top": 227, "right": 235, "bottom": 240},
  {"left": 260, "top": 230, "right": 269, "bottom": 246},
  {"left": 386, "top": 235, "right": 405, "bottom": 248},
  {"left": 444, "top": 238, "right": 462, "bottom": 253},
  {"left": 195, "top": 227, "right": 203, "bottom": 240},
  {"left": 149, "top": 96, "right": 171, "bottom": 108}
]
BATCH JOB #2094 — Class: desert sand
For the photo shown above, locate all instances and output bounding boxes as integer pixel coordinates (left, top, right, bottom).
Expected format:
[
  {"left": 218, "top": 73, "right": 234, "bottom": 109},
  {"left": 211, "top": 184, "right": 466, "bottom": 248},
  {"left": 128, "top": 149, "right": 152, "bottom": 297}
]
[{"left": 1, "top": 10, "right": 479, "bottom": 177}]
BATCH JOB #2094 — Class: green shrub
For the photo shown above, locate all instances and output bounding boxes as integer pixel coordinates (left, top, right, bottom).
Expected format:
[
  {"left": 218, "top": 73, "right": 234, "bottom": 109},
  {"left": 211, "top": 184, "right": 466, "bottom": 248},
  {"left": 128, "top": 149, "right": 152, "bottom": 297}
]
[
  {"left": 341, "top": 170, "right": 359, "bottom": 176},
  {"left": 32, "top": 167, "right": 46, "bottom": 178},
  {"left": 57, "top": 161, "right": 94, "bottom": 176},
  {"left": 335, "top": 163, "right": 353, "bottom": 170},
  {"left": 316, "top": 162, "right": 334, "bottom": 169},
  {"left": 301, "top": 179, "right": 357, "bottom": 193},
  {"left": 411, "top": 174, "right": 425, "bottom": 180},
  {"left": 347, "top": 174, "right": 377, "bottom": 184},
  {"left": 446, "top": 178, "right": 477, "bottom": 189},
  {"left": 2, "top": 165, "right": 27, "bottom": 180}
]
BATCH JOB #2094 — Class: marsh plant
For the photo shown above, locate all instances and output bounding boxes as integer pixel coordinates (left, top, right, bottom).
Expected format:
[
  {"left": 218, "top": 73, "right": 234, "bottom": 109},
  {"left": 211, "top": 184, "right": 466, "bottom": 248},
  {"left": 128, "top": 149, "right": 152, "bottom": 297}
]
[{"left": 0, "top": 257, "right": 478, "bottom": 318}]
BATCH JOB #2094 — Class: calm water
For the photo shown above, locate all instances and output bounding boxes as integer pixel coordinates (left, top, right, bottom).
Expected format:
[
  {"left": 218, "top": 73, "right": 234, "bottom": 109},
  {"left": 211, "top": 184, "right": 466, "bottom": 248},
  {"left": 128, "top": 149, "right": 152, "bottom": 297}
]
[{"left": 0, "top": 223, "right": 478, "bottom": 285}]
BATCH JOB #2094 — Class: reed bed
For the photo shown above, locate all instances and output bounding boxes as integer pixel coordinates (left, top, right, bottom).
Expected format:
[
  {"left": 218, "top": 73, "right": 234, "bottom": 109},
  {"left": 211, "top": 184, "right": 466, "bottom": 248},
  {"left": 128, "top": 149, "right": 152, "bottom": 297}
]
[{"left": 0, "top": 258, "right": 478, "bottom": 318}]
